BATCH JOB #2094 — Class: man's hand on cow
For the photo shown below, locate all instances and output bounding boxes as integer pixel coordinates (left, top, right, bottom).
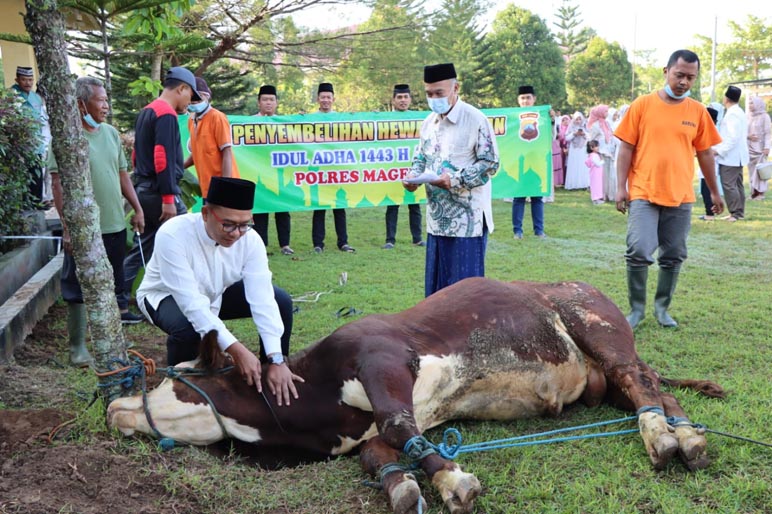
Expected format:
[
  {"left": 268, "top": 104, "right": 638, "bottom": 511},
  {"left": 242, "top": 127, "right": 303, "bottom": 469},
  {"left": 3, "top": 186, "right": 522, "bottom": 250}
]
[
  {"left": 266, "top": 364, "right": 304, "bottom": 407},
  {"left": 226, "top": 342, "right": 263, "bottom": 393}
]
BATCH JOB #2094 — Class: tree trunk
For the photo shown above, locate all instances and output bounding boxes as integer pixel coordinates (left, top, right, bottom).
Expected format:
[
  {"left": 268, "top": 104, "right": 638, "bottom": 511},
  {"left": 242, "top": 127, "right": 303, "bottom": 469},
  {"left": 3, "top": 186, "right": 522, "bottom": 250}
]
[
  {"left": 100, "top": 8, "right": 113, "bottom": 125},
  {"left": 150, "top": 48, "right": 163, "bottom": 82},
  {"left": 24, "top": 0, "right": 133, "bottom": 406}
]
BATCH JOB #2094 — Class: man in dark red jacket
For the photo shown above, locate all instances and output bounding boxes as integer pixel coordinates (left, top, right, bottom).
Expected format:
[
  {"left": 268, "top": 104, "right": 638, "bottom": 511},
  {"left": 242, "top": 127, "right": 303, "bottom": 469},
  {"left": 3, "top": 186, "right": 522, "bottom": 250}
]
[{"left": 121, "top": 67, "right": 201, "bottom": 306}]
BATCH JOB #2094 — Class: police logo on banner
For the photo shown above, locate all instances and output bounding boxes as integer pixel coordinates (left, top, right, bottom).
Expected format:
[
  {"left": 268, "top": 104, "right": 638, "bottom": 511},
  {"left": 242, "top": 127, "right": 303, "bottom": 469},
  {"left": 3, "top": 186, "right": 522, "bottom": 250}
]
[{"left": 519, "top": 112, "right": 540, "bottom": 142}]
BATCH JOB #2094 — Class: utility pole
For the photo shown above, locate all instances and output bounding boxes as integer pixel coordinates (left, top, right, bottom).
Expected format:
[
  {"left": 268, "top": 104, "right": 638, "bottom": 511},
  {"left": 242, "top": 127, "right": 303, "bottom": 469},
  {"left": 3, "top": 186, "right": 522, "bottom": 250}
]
[
  {"left": 710, "top": 16, "right": 717, "bottom": 102},
  {"left": 631, "top": 14, "right": 637, "bottom": 100}
]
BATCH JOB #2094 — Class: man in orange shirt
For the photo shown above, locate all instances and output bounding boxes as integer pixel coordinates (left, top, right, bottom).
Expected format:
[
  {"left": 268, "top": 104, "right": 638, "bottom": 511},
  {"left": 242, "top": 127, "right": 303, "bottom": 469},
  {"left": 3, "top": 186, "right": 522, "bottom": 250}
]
[
  {"left": 184, "top": 77, "right": 239, "bottom": 197},
  {"left": 615, "top": 49, "right": 724, "bottom": 329}
]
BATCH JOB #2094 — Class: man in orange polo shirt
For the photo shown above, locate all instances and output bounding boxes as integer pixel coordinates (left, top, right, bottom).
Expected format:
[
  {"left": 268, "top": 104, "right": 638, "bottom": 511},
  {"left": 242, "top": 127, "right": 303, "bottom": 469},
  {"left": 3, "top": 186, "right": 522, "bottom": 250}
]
[
  {"left": 615, "top": 49, "right": 724, "bottom": 329},
  {"left": 184, "top": 77, "right": 239, "bottom": 197}
]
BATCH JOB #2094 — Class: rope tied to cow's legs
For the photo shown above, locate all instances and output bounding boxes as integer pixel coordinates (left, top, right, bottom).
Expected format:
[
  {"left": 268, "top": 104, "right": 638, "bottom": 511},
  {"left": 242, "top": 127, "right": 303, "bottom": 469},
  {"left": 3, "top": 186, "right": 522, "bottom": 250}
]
[
  {"left": 403, "top": 435, "right": 438, "bottom": 463},
  {"left": 361, "top": 462, "right": 415, "bottom": 490}
]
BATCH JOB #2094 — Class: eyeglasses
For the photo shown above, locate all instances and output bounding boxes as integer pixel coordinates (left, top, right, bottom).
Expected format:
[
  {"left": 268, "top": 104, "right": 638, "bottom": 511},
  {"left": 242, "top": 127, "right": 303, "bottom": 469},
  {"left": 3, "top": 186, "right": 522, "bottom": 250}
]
[{"left": 208, "top": 208, "right": 253, "bottom": 234}]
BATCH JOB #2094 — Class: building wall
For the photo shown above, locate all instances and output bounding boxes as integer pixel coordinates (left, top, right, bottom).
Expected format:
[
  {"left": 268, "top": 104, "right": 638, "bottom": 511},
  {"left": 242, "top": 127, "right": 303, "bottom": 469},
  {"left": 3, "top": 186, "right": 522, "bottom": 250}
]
[{"left": 0, "top": 0, "right": 38, "bottom": 88}]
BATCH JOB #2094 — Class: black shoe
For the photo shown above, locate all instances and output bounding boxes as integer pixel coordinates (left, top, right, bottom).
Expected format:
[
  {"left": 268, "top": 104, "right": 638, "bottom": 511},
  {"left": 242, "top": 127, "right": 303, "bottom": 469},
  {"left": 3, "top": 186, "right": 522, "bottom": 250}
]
[{"left": 120, "top": 311, "right": 145, "bottom": 324}]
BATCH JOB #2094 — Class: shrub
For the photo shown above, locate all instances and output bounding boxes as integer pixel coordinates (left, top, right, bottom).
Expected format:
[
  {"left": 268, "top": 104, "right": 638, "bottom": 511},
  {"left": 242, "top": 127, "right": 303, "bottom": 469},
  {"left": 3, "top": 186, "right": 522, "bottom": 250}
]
[{"left": 0, "top": 87, "right": 43, "bottom": 253}]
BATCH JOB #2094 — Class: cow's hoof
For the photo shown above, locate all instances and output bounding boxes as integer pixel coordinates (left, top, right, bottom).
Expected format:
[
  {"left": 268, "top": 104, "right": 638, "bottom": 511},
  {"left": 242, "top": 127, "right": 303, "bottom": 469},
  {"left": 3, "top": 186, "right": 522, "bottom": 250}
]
[
  {"left": 650, "top": 432, "right": 678, "bottom": 470},
  {"left": 432, "top": 468, "right": 481, "bottom": 514},
  {"left": 390, "top": 477, "right": 426, "bottom": 514},
  {"left": 674, "top": 426, "right": 709, "bottom": 470},
  {"left": 639, "top": 411, "right": 678, "bottom": 470}
]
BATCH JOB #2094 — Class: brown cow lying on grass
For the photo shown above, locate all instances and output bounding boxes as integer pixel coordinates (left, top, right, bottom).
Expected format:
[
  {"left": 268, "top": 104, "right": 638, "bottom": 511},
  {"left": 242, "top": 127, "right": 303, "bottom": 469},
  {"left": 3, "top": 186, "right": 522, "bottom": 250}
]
[{"left": 108, "top": 278, "right": 724, "bottom": 514}]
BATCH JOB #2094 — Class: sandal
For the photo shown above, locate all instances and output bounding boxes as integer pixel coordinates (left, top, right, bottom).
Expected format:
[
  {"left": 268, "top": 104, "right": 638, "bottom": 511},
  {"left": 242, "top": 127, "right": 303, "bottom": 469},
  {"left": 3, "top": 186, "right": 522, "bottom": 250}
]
[{"left": 335, "top": 307, "right": 363, "bottom": 318}]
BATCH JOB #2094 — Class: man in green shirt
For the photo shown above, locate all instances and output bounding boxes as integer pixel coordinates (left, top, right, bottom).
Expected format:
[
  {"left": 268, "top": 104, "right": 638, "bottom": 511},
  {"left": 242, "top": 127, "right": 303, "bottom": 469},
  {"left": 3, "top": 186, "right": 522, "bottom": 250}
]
[{"left": 48, "top": 76, "right": 145, "bottom": 366}]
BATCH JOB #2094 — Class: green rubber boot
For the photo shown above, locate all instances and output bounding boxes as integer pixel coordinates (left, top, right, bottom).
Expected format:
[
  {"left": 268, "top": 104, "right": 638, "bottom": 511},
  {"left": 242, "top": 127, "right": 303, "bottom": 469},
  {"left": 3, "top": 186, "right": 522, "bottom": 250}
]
[
  {"left": 654, "top": 268, "right": 680, "bottom": 328},
  {"left": 626, "top": 266, "right": 648, "bottom": 329},
  {"left": 68, "top": 303, "right": 93, "bottom": 367}
]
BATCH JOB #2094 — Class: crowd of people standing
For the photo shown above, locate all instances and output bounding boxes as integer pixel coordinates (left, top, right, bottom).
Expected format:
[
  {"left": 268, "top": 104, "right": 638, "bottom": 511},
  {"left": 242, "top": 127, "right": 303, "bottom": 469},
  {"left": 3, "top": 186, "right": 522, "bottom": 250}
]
[{"left": 9, "top": 48, "right": 772, "bottom": 377}]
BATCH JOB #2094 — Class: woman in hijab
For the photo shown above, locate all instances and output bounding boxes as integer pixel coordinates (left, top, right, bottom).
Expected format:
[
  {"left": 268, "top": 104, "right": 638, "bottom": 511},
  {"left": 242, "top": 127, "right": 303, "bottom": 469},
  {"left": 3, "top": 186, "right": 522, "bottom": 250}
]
[
  {"left": 564, "top": 112, "right": 590, "bottom": 190},
  {"left": 747, "top": 96, "right": 771, "bottom": 200},
  {"left": 587, "top": 104, "right": 617, "bottom": 202}
]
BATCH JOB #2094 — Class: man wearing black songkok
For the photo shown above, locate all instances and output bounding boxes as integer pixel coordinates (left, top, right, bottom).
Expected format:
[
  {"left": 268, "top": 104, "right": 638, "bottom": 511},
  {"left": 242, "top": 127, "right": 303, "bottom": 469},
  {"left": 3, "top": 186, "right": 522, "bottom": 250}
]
[{"left": 137, "top": 177, "right": 304, "bottom": 406}]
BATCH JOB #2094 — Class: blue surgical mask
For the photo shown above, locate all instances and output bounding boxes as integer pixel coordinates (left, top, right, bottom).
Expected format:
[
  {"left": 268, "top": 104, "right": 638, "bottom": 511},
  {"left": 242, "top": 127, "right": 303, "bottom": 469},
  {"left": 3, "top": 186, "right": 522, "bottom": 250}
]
[
  {"left": 83, "top": 113, "right": 100, "bottom": 129},
  {"left": 664, "top": 83, "right": 691, "bottom": 100},
  {"left": 427, "top": 96, "right": 451, "bottom": 115},
  {"left": 188, "top": 101, "right": 209, "bottom": 114}
]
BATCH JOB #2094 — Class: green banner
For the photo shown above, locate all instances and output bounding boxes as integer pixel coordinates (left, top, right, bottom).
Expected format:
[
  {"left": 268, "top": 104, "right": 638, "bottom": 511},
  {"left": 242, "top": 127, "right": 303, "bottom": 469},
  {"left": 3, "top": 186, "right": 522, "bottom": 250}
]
[{"left": 181, "top": 106, "right": 553, "bottom": 213}]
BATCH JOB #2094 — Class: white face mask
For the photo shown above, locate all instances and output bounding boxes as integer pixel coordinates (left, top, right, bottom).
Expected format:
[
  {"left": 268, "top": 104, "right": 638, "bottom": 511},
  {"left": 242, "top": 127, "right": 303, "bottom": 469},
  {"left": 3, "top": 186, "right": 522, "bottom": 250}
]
[{"left": 427, "top": 96, "right": 451, "bottom": 115}]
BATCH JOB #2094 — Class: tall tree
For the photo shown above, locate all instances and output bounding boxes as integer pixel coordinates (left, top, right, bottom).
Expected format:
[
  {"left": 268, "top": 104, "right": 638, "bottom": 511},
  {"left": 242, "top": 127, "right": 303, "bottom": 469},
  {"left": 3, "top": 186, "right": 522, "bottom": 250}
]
[
  {"left": 427, "top": 0, "right": 489, "bottom": 104},
  {"left": 482, "top": 5, "right": 566, "bottom": 108},
  {"left": 552, "top": 0, "right": 595, "bottom": 62},
  {"left": 62, "top": 0, "right": 196, "bottom": 122},
  {"left": 565, "top": 37, "right": 632, "bottom": 110},
  {"left": 723, "top": 15, "right": 772, "bottom": 81},
  {"left": 24, "top": 0, "right": 130, "bottom": 404},
  {"left": 331, "top": 0, "right": 427, "bottom": 111}
]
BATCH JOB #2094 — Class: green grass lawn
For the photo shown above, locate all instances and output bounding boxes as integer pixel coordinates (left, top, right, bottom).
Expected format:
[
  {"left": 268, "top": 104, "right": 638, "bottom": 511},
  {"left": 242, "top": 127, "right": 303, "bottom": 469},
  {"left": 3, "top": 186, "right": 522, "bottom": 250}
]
[{"left": 30, "top": 186, "right": 772, "bottom": 512}]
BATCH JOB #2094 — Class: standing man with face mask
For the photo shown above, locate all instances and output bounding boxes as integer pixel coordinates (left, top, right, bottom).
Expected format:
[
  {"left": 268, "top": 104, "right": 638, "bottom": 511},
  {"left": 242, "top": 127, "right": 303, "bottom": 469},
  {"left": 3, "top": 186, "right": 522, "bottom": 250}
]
[
  {"left": 121, "top": 67, "right": 200, "bottom": 308},
  {"left": 252, "top": 84, "right": 294, "bottom": 255},
  {"left": 615, "top": 49, "right": 724, "bottom": 329},
  {"left": 511, "top": 85, "right": 547, "bottom": 240},
  {"left": 10, "top": 66, "right": 47, "bottom": 206},
  {"left": 403, "top": 63, "right": 499, "bottom": 297},
  {"left": 48, "top": 76, "right": 146, "bottom": 365},
  {"left": 382, "top": 84, "right": 425, "bottom": 250},
  {"left": 183, "top": 77, "right": 239, "bottom": 198},
  {"left": 311, "top": 82, "right": 355, "bottom": 253}
]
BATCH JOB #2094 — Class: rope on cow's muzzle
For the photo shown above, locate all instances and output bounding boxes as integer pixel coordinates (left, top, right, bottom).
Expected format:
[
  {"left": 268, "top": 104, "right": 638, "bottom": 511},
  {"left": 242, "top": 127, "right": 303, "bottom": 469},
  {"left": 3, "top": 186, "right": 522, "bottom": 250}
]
[{"left": 95, "top": 350, "right": 235, "bottom": 451}]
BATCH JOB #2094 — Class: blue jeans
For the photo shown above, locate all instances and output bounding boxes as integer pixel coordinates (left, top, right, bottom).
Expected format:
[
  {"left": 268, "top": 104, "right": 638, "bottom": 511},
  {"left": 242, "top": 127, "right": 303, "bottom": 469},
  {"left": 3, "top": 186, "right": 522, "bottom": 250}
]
[{"left": 512, "top": 197, "right": 544, "bottom": 236}]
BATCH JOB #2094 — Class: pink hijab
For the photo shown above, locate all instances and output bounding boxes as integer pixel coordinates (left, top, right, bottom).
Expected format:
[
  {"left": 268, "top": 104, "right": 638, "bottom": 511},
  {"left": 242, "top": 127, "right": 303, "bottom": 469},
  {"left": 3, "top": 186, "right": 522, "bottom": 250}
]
[
  {"left": 558, "top": 115, "right": 571, "bottom": 139},
  {"left": 587, "top": 104, "right": 612, "bottom": 143}
]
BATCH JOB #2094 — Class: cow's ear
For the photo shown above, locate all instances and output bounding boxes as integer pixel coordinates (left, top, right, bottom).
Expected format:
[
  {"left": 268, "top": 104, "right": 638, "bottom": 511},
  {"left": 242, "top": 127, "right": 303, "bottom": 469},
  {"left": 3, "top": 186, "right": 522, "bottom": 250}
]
[{"left": 199, "top": 330, "right": 221, "bottom": 370}]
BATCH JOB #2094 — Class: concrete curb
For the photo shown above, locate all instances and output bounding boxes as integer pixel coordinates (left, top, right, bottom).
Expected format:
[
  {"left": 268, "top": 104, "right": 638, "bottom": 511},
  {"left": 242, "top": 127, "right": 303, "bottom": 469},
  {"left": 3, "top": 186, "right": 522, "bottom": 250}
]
[{"left": 0, "top": 253, "right": 63, "bottom": 364}]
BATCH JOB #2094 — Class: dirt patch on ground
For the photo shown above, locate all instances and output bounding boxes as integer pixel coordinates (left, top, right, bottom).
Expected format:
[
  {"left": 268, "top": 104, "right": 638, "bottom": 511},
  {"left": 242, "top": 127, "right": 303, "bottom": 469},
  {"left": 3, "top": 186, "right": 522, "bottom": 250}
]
[{"left": 0, "top": 304, "right": 199, "bottom": 514}]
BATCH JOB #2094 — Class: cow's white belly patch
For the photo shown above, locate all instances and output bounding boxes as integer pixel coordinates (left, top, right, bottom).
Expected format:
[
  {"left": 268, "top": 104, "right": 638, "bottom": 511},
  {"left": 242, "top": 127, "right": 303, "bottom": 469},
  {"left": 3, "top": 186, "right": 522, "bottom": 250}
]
[{"left": 335, "top": 323, "right": 588, "bottom": 449}]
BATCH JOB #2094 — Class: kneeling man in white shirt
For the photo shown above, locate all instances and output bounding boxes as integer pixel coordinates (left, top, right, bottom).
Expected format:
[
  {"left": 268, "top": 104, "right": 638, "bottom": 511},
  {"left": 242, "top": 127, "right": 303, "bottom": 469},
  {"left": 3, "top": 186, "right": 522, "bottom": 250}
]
[{"left": 138, "top": 176, "right": 303, "bottom": 406}]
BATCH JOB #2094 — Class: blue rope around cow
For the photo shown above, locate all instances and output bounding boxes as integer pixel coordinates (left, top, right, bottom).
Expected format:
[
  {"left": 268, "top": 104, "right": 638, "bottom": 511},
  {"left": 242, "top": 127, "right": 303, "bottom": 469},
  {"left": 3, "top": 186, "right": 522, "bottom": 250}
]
[
  {"left": 96, "top": 351, "right": 235, "bottom": 451},
  {"left": 404, "top": 415, "right": 641, "bottom": 461}
]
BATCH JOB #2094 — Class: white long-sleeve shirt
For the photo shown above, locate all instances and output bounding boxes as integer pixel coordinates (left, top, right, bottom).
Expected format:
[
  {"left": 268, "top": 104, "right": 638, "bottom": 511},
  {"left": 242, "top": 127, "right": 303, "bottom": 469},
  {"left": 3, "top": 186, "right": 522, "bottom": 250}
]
[
  {"left": 137, "top": 213, "right": 283, "bottom": 355},
  {"left": 714, "top": 103, "right": 749, "bottom": 167}
]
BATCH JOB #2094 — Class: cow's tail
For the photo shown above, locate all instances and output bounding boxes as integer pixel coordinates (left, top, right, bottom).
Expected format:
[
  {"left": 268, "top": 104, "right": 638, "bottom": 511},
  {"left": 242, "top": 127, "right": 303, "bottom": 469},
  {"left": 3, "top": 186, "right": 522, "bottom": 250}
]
[{"left": 660, "top": 376, "right": 727, "bottom": 399}]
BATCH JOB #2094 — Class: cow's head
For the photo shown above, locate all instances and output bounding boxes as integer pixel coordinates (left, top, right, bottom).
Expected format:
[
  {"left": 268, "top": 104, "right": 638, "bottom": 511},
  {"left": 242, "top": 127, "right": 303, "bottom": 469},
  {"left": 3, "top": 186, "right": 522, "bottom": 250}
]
[{"left": 107, "top": 331, "right": 262, "bottom": 445}]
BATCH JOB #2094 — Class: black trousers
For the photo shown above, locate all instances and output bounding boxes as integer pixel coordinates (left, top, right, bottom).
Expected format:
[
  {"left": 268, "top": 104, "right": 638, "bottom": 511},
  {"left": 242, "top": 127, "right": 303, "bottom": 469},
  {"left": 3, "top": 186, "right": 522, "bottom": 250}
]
[
  {"left": 312, "top": 208, "right": 348, "bottom": 249},
  {"left": 144, "top": 282, "right": 293, "bottom": 366},
  {"left": 253, "top": 212, "right": 292, "bottom": 248},
  {"left": 121, "top": 187, "right": 187, "bottom": 306},
  {"left": 385, "top": 204, "right": 423, "bottom": 244},
  {"left": 699, "top": 178, "right": 714, "bottom": 216},
  {"left": 61, "top": 229, "right": 128, "bottom": 309}
]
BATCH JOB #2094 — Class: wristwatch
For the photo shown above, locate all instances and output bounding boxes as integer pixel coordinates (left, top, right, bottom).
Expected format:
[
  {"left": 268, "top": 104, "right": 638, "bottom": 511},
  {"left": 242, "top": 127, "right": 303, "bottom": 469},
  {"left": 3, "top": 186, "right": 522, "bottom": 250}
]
[{"left": 268, "top": 353, "right": 285, "bottom": 365}]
